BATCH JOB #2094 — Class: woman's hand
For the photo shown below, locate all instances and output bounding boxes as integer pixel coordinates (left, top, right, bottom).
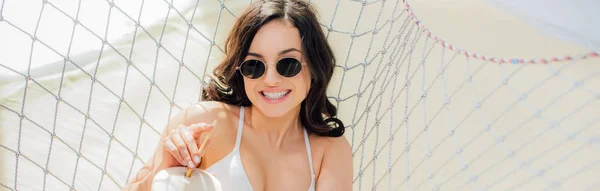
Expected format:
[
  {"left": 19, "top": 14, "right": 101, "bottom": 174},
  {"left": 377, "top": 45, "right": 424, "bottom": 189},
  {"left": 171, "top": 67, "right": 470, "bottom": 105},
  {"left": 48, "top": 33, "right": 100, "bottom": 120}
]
[{"left": 162, "top": 123, "right": 213, "bottom": 169}]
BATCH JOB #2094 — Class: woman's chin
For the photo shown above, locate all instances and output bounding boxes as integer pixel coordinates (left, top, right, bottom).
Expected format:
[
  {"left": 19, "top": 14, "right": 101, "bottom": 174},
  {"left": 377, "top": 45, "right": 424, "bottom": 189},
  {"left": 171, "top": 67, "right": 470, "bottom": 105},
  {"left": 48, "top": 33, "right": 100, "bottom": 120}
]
[{"left": 257, "top": 105, "right": 292, "bottom": 118}]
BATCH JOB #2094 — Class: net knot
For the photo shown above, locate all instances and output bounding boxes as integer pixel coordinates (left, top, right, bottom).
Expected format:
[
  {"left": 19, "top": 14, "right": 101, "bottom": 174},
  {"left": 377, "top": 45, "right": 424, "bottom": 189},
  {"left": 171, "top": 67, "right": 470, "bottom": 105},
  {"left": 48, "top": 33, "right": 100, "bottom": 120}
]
[
  {"left": 73, "top": 19, "right": 79, "bottom": 25},
  {"left": 461, "top": 164, "right": 469, "bottom": 172},
  {"left": 536, "top": 169, "right": 546, "bottom": 176},
  {"left": 519, "top": 161, "right": 531, "bottom": 168},
  {"left": 550, "top": 181, "right": 561, "bottom": 189},
  {"left": 470, "top": 175, "right": 478, "bottom": 182},
  {"left": 496, "top": 136, "right": 505, "bottom": 144},
  {"left": 519, "top": 94, "right": 527, "bottom": 101},
  {"left": 0, "top": 16, "right": 4, "bottom": 22},
  {"left": 108, "top": 1, "right": 115, "bottom": 8},
  {"left": 43, "top": 0, "right": 48, "bottom": 4},
  {"left": 533, "top": 110, "right": 541, "bottom": 118},
  {"left": 507, "top": 151, "right": 515, "bottom": 157},
  {"left": 573, "top": 80, "right": 584, "bottom": 88}
]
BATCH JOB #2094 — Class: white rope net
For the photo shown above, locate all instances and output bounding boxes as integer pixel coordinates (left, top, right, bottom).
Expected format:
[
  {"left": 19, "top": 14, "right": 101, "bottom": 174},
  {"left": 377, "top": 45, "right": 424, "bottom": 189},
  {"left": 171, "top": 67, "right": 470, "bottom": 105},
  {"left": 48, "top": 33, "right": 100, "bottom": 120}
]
[{"left": 1, "top": 0, "right": 599, "bottom": 190}]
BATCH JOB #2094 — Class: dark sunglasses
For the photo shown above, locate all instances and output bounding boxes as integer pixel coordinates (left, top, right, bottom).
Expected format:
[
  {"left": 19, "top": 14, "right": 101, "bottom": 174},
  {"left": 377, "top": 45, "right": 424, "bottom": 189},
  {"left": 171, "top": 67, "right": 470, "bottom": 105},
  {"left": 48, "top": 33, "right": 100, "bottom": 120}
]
[{"left": 237, "top": 57, "right": 303, "bottom": 79}]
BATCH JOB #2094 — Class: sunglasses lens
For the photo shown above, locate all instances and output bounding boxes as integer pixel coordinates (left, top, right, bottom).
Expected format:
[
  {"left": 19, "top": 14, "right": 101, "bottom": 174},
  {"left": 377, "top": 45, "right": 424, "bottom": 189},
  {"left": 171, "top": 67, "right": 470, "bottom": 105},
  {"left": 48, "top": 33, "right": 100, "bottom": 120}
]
[
  {"left": 276, "top": 58, "right": 302, "bottom": 77},
  {"left": 240, "top": 60, "right": 265, "bottom": 79}
]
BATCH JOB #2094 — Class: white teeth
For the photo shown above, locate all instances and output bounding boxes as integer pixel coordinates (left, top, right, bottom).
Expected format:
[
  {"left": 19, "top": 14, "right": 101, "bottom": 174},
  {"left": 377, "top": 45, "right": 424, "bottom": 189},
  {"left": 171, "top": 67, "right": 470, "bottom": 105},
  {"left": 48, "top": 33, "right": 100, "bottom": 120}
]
[{"left": 262, "top": 90, "right": 290, "bottom": 100}]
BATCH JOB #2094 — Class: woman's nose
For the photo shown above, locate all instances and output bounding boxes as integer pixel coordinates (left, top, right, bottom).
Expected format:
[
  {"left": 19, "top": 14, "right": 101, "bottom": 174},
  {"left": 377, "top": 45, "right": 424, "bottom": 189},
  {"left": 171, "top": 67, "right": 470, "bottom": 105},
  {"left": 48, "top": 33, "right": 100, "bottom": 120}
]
[{"left": 263, "top": 64, "right": 282, "bottom": 86}]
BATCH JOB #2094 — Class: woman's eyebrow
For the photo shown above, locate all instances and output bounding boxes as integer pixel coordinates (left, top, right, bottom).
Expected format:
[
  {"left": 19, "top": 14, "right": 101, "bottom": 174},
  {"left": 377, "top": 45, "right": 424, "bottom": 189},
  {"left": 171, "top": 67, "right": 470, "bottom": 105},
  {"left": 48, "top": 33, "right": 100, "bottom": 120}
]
[
  {"left": 247, "top": 48, "right": 302, "bottom": 58},
  {"left": 279, "top": 48, "right": 302, "bottom": 55}
]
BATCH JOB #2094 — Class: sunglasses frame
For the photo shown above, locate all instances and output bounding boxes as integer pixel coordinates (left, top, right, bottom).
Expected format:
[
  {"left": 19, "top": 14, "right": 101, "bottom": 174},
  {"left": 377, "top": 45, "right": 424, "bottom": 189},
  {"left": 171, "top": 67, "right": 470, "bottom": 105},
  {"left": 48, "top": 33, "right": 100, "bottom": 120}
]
[{"left": 236, "top": 57, "right": 305, "bottom": 79}]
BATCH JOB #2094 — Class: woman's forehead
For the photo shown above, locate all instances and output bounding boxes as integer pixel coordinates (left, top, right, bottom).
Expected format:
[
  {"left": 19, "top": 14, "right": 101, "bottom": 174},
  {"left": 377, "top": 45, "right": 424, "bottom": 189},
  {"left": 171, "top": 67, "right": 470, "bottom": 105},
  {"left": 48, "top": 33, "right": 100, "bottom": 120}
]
[{"left": 248, "top": 20, "right": 302, "bottom": 56}]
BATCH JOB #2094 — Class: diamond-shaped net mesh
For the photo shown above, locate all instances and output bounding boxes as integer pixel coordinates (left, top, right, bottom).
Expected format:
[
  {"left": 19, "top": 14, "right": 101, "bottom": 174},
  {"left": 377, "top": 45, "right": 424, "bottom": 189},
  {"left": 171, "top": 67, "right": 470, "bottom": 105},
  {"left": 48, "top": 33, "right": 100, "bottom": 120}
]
[{"left": 1, "top": 0, "right": 599, "bottom": 190}]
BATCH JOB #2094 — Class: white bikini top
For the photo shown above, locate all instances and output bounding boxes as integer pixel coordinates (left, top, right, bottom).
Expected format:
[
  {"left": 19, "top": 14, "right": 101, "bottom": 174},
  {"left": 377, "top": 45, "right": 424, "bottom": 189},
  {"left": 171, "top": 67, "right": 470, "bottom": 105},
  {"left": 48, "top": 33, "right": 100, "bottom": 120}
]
[{"left": 205, "top": 106, "right": 316, "bottom": 191}]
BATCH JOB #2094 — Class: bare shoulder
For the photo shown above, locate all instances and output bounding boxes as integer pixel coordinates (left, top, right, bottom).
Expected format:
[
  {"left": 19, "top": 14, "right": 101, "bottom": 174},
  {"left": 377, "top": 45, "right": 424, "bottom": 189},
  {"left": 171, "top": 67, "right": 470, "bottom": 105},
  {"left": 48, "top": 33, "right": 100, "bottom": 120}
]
[
  {"left": 310, "top": 134, "right": 351, "bottom": 153},
  {"left": 311, "top": 134, "right": 352, "bottom": 161},
  {"left": 311, "top": 134, "right": 353, "bottom": 190},
  {"left": 184, "top": 101, "right": 239, "bottom": 125}
]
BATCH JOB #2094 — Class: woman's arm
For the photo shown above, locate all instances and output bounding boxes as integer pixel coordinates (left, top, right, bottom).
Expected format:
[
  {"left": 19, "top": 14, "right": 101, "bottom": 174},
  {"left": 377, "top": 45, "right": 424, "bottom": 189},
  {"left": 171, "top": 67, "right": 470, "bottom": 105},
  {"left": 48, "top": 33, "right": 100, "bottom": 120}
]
[
  {"left": 315, "top": 136, "right": 353, "bottom": 191},
  {"left": 122, "top": 102, "right": 219, "bottom": 190},
  {"left": 121, "top": 106, "right": 189, "bottom": 191}
]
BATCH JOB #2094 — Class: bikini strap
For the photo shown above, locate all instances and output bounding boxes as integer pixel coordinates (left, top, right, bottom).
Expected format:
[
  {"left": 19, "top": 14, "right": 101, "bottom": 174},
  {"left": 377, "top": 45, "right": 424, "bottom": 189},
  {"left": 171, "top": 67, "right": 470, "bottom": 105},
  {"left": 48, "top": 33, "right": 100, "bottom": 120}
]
[
  {"left": 234, "top": 106, "right": 245, "bottom": 150},
  {"left": 303, "top": 129, "right": 316, "bottom": 182}
]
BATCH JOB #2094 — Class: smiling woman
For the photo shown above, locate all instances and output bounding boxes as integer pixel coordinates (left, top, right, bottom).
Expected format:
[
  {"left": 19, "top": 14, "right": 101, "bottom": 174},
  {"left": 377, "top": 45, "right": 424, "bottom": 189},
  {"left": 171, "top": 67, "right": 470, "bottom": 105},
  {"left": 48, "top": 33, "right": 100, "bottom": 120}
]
[{"left": 123, "top": 0, "right": 352, "bottom": 190}]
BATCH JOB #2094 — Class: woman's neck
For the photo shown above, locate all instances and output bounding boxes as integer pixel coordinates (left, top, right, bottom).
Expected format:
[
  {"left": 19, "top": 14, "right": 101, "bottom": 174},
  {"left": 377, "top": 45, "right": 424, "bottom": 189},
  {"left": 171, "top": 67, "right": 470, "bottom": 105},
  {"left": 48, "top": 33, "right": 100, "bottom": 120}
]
[{"left": 248, "top": 105, "right": 303, "bottom": 149}]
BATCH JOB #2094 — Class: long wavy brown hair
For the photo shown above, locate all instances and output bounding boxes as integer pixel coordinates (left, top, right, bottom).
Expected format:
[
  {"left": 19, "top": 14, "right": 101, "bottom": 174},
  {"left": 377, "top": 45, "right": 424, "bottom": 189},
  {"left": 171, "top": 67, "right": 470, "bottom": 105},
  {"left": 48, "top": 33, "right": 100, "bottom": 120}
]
[{"left": 201, "top": 0, "right": 344, "bottom": 137}]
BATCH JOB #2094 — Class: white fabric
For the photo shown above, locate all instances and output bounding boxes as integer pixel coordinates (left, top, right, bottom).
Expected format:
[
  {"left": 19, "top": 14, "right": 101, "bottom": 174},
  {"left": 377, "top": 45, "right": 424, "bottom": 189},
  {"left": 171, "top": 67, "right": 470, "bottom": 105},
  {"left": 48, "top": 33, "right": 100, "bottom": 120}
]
[
  {"left": 205, "top": 106, "right": 317, "bottom": 191},
  {"left": 152, "top": 166, "right": 223, "bottom": 191}
]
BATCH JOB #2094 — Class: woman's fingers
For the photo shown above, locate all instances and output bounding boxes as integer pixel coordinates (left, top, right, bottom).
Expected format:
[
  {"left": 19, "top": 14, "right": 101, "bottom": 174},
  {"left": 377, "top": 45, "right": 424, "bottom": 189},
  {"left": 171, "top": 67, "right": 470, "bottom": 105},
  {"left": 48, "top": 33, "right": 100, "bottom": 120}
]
[
  {"left": 163, "top": 123, "right": 214, "bottom": 169},
  {"left": 180, "top": 127, "right": 200, "bottom": 166},
  {"left": 189, "top": 123, "right": 214, "bottom": 139},
  {"left": 170, "top": 127, "right": 193, "bottom": 167},
  {"left": 189, "top": 123, "right": 213, "bottom": 164},
  {"left": 164, "top": 137, "right": 184, "bottom": 165}
]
